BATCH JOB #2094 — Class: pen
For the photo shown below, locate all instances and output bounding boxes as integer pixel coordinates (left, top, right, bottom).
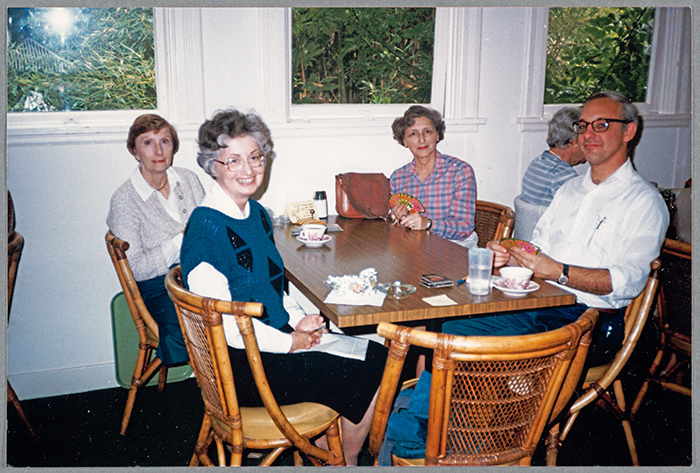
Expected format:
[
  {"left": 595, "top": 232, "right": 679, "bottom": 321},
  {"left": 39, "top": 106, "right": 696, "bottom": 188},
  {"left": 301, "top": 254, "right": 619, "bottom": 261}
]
[{"left": 456, "top": 276, "right": 469, "bottom": 285}]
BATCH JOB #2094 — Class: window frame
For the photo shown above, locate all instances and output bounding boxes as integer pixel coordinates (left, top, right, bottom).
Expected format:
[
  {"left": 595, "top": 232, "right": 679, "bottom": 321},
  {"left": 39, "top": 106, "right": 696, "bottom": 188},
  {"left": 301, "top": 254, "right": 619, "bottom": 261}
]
[
  {"left": 6, "top": 8, "right": 205, "bottom": 145},
  {"left": 259, "top": 7, "right": 486, "bottom": 132},
  {"left": 518, "top": 7, "right": 691, "bottom": 132}
]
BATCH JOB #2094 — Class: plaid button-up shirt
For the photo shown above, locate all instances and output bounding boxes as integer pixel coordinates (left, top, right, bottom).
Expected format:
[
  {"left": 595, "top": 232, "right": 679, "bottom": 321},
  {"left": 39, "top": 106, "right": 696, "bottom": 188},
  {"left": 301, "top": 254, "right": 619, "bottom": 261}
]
[{"left": 390, "top": 151, "right": 476, "bottom": 240}]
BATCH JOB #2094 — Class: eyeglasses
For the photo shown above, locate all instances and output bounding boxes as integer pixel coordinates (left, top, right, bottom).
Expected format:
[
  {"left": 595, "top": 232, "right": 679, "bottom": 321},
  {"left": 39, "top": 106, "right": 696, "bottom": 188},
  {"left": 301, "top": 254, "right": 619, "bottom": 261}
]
[
  {"left": 572, "top": 118, "right": 632, "bottom": 134},
  {"left": 214, "top": 153, "right": 266, "bottom": 172}
]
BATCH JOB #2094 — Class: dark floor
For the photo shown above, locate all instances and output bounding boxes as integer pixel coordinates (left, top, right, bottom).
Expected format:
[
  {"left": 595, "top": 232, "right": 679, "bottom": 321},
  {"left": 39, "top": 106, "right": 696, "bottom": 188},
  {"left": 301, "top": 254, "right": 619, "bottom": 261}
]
[{"left": 5, "top": 328, "right": 692, "bottom": 468}]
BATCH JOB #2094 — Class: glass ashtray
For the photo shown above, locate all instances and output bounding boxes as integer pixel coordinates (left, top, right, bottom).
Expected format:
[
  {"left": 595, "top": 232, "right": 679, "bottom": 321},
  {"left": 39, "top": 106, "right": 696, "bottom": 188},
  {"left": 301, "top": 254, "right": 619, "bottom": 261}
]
[{"left": 378, "top": 280, "right": 417, "bottom": 299}]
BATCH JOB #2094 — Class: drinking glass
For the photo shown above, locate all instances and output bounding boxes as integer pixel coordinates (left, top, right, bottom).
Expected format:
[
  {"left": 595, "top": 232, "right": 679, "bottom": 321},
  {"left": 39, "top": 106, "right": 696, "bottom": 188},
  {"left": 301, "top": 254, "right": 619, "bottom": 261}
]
[{"left": 468, "top": 248, "right": 494, "bottom": 295}]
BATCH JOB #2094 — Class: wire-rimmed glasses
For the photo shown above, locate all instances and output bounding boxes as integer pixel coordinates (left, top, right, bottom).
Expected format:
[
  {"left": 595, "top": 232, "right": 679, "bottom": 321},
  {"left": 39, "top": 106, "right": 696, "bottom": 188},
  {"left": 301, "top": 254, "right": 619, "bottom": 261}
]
[
  {"left": 214, "top": 153, "right": 266, "bottom": 172},
  {"left": 572, "top": 118, "right": 632, "bottom": 134}
]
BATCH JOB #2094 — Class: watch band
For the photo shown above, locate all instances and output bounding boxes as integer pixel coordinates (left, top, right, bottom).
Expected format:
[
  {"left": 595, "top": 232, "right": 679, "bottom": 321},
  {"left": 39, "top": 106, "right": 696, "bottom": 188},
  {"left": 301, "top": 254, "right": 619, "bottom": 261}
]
[{"left": 426, "top": 218, "right": 433, "bottom": 231}]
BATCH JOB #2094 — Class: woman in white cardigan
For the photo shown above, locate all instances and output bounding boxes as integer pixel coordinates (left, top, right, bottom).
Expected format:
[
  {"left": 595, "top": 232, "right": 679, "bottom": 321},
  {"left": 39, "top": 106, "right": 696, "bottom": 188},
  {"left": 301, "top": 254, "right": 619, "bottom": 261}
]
[{"left": 107, "top": 114, "right": 205, "bottom": 365}]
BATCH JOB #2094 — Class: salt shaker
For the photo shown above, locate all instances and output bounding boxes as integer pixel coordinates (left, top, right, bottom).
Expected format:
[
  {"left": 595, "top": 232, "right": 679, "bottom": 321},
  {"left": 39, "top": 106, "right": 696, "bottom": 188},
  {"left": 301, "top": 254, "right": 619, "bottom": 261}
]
[{"left": 313, "top": 190, "right": 328, "bottom": 219}]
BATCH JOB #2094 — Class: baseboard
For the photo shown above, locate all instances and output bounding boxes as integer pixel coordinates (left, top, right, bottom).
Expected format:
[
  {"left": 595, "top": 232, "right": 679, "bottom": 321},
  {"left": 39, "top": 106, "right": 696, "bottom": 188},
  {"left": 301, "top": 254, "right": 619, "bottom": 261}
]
[{"left": 7, "top": 362, "right": 121, "bottom": 401}]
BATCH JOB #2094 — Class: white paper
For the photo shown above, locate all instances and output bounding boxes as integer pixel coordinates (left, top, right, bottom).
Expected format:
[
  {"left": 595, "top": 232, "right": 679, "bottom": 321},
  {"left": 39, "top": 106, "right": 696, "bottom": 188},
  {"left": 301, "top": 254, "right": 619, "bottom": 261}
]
[
  {"left": 296, "top": 333, "right": 369, "bottom": 361},
  {"left": 422, "top": 294, "right": 458, "bottom": 306},
  {"left": 324, "top": 289, "right": 386, "bottom": 307}
]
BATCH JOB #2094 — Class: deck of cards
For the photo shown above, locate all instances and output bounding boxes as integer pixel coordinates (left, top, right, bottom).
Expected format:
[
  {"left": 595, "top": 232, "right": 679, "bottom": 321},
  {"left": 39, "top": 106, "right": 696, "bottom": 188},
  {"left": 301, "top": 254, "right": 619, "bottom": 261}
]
[{"left": 420, "top": 274, "right": 455, "bottom": 288}]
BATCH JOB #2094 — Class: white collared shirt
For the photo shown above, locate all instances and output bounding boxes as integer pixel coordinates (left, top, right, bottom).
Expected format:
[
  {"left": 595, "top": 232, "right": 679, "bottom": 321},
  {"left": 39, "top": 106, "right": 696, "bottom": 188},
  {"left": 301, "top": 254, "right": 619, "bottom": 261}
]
[
  {"left": 532, "top": 159, "right": 669, "bottom": 309},
  {"left": 186, "top": 182, "right": 305, "bottom": 353},
  {"left": 130, "top": 167, "right": 187, "bottom": 267}
]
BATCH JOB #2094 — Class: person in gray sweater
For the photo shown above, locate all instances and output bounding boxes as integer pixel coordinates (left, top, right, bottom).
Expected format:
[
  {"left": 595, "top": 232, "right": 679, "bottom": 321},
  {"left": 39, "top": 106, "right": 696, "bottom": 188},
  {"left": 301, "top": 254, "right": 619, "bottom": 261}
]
[{"left": 107, "top": 114, "right": 205, "bottom": 365}]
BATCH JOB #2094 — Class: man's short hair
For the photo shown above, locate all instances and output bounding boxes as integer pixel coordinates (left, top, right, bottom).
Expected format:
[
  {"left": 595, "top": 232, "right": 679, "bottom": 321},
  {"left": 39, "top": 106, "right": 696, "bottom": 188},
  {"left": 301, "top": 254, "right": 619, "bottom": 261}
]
[
  {"left": 584, "top": 91, "right": 639, "bottom": 126},
  {"left": 547, "top": 106, "right": 580, "bottom": 149}
]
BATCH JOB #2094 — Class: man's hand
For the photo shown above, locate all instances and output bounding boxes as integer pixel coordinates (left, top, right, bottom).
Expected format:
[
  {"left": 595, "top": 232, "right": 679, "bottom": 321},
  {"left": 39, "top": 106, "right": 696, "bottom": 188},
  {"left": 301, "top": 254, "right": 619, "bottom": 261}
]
[
  {"left": 486, "top": 240, "right": 514, "bottom": 268},
  {"left": 508, "top": 246, "right": 561, "bottom": 280}
]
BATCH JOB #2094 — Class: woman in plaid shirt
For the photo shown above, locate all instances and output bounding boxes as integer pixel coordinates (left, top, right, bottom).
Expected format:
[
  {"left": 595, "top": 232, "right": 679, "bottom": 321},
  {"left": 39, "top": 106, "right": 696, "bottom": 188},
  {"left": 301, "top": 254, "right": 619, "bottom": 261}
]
[{"left": 390, "top": 105, "right": 478, "bottom": 248}]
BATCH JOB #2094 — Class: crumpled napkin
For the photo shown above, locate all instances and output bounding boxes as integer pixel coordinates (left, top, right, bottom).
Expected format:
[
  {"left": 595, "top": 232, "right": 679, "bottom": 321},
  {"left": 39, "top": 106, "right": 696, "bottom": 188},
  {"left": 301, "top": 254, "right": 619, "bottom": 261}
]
[{"left": 324, "top": 268, "right": 386, "bottom": 306}]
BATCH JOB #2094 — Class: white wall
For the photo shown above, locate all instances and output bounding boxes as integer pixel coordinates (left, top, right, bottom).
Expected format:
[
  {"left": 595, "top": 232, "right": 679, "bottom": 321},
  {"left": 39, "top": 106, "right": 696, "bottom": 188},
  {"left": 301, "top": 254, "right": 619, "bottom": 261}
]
[{"left": 6, "top": 7, "right": 692, "bottom": 399}]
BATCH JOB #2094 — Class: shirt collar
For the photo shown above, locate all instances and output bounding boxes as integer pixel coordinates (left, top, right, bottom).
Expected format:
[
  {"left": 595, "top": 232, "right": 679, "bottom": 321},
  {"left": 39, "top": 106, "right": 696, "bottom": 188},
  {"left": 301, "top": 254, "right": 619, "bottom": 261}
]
[
  {"left": 130, "top": 166, "right": 183, "bottom": 201},
  {"left": 201, "top": 181, "right": 250, "bottom": 219},
  {"left": 582, "top": 158, "right": 633, "bottom": 190}
]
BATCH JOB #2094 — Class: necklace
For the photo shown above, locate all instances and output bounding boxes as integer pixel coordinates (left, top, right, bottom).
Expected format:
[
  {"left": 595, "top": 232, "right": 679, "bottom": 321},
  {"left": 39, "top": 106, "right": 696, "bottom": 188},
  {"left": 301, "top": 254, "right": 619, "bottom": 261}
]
[{"left": 155, "top": 179, "right": 168, "bottom": 191}]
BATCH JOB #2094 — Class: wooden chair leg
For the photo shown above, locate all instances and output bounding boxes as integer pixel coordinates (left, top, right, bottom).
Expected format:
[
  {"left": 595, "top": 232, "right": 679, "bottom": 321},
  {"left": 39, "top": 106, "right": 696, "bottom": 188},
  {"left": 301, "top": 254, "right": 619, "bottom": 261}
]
[
  {"left": 157, "top": 364, "right": 167, "bottom": 393},
  {"left": 545, "top": 422, "right": 561, "bottom": 466},
  {"left": 613, "top": 379, "right": 639, "bottom": 466},
  {"left": 7, "top": 381, "right": 39, "bottom": 442},
  {"left": 325, "top": 418, "right": 346, "bottom": 466},
  {"left": 631, "top": 347, "right": 665, "bottom": 418},
  {"left": 120, "top": 351, "right": 163, "bottom": 435},
  {"left": 293, "top": 450, "right": 304, "bottom": 466}
]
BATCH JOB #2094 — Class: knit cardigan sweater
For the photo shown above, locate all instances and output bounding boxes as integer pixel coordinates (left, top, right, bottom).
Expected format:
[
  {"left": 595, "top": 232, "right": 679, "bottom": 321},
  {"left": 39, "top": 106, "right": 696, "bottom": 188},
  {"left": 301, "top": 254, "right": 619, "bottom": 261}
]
[{"left": 107, "top": 166, "right": 205, "bottom": 281}]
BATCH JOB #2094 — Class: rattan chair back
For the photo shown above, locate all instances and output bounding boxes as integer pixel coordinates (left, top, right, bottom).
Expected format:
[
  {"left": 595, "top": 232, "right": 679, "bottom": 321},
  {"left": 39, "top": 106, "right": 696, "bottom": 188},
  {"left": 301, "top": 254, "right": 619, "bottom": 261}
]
[
  {"left": 631, "top": 240, "right": 691, "bottom": 415},
  {"left": 546, "top": 258, "right": 661, "bottom": 466},
  {"left": 164, "top": 266, "right": 345, "bottom": 467},
  {"left": 474, "top": 200, "right": 515, "bottom": 248},
  {"left": 105, "top": 230, "right": 167, "bottom": 435},
  {"left": 369, "top": 309, "right": 599, "bottom": 466}
]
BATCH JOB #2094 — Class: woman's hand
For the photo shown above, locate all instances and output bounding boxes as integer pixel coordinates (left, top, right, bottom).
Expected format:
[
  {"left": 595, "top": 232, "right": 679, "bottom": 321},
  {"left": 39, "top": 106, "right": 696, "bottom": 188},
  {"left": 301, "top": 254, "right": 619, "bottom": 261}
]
[
  {"left": 399, "top": 212, "right": 428, "bottom": 231},
  {"left": 294, "top": 314, "right": 325, "bottom": 332},
  {"left": 392, "top": 203, "right": 411, "bottom": 221},
  {"left": 289, "top": 330, "right": 323, "bottom": 352}
]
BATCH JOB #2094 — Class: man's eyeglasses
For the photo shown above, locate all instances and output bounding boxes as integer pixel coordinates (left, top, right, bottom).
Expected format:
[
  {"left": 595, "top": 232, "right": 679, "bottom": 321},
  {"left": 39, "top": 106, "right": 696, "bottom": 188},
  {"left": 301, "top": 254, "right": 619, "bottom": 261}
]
[
  {"left": 572, "top": 118, "right": 632, "bottom": 134},
  {"left": 215, "top": 154, "right": 266, "bottom": 172}
]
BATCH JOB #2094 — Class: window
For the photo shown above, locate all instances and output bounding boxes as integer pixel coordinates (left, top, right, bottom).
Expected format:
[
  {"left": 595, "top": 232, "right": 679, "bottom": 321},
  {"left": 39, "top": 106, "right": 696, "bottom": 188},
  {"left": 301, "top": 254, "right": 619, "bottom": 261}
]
[
  {"left": 7, "top": 8, "right": 156, "bottom": 112},
  {"left": 545, "top": 7, "right": 655, "bottom": 104},
  {"left": 291, "top": 8, "right": 435, "bottom": 105}
]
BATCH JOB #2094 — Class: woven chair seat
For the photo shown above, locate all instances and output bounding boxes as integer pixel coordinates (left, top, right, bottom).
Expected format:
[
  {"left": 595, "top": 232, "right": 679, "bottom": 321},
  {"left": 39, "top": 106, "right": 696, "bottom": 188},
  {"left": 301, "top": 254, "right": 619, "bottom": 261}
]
[{"left": 238, "top": 403, "right": 340, "bottom": 441}]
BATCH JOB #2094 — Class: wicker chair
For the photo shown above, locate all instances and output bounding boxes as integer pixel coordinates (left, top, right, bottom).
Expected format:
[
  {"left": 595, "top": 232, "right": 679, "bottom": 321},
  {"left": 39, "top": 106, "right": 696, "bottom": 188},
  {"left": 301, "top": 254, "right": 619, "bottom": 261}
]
[
  {"left": 7, "top": 229, "right": 39, "bottom": 442},
  {"left": 164, "top": 266, "right": 345, "bottom": 467},
  {"left": 474, "top": 200, "right": 515, "bottom": 247},
  {"left": 546, "top": 258, "right": 661, "bottom": 466},
  {"left": 631, "top": 240, "right": 691, "bottom": 415},
  {"left": 105, "top": 230, "right": 169, "bottom": 435},
  {"left": 368, "top": 309, "right": 599, "bottom": 466}
]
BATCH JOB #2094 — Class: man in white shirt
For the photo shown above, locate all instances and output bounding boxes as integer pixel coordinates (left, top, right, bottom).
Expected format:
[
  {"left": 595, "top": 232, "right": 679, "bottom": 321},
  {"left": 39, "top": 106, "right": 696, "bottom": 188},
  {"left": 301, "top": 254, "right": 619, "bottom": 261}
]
[{"left": 443, "top": 91, "right": 669, "bottom": 365}]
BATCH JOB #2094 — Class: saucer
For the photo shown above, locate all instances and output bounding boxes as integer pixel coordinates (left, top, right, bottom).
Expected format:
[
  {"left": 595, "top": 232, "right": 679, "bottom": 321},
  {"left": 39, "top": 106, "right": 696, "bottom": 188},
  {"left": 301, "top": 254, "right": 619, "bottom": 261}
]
[
  {"left": 492, "top": 279, "right": 540, "bottom": 297},
  {"left": 297, "top": 234, "right": 332, "bottom": 248}
]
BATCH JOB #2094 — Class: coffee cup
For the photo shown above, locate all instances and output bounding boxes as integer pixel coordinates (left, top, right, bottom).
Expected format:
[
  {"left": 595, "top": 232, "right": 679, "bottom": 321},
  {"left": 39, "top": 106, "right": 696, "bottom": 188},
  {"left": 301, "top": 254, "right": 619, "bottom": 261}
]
[
  {"left": 499, "top": 266, "right": 534, "bottom": 290},
  {"left": 300, "top": 224, "right": 326, "bottom": 241}
]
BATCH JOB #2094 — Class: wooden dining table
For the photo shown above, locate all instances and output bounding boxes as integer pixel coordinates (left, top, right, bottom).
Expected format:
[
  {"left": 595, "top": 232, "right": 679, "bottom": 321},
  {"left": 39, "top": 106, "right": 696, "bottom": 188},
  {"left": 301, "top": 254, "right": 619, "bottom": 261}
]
[{"left": 274, "top": 216, "right": 576, "bottom": 329}]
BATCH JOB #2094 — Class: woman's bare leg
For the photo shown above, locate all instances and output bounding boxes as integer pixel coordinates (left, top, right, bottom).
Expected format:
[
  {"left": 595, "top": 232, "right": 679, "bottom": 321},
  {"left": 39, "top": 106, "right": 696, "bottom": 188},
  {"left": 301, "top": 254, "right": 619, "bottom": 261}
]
[{"left": 316, "top": 390, "right": 379, "bottom": 466}]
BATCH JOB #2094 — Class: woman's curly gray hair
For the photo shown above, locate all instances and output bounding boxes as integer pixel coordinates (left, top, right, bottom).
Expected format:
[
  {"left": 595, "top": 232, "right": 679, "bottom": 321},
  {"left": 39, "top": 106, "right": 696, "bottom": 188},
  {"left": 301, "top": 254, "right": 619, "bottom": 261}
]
[{"left": 196, "top": 109, "right": 274, "bottom": 178}]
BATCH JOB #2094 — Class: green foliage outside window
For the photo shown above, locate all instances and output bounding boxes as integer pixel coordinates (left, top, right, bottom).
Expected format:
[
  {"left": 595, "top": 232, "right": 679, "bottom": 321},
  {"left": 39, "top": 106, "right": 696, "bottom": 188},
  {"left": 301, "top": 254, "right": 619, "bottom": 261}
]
[
  {"left": 7, "top": 8, "right": 156, "bottom": 112},
  {"left": 546, "top": 7, "right": 654, "bottom": 104},
  {"left": 292, "top": 8, "right": 434, "bottom": 104}
]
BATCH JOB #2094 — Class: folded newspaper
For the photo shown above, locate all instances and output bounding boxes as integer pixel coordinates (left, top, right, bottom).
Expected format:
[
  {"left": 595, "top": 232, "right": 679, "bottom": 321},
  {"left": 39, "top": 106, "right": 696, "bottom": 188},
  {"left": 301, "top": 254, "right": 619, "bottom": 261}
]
[{"left": 296, "top": 333, "right": 369, "bottom": 361}]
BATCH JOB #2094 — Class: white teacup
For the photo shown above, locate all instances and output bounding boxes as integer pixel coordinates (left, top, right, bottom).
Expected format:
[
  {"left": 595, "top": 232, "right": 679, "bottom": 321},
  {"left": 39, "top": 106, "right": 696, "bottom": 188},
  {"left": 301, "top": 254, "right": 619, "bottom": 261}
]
[
  {"left": 300, "top": 224, "right": 326, "bottom": 241},
  {"left": 499, "top": 266, "right": 534, "bottom": 290}
]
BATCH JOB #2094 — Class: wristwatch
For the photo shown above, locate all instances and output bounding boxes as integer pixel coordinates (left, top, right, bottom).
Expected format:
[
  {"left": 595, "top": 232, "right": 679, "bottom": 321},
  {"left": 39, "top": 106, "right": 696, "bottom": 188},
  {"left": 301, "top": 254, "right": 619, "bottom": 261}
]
[
  {"left": 558, "top": 263, "right": 570, "bottom": 285},
  {"left": 425, "top": 218, "right": 433, "bottom": 231}
]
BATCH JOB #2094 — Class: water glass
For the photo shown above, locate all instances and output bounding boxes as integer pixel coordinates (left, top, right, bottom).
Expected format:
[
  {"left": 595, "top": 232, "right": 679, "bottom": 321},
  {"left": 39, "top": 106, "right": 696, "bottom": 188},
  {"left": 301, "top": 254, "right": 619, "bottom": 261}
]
[{"left": 468, "top": 248, "right": 494, "bottom": 295}]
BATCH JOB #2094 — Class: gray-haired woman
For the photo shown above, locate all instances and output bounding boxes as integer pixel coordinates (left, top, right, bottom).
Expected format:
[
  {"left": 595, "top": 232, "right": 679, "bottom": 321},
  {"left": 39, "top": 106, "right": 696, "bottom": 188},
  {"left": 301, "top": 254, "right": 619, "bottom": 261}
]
[{"left": 180, "top": 109, "right": 387, "bottom": 466}]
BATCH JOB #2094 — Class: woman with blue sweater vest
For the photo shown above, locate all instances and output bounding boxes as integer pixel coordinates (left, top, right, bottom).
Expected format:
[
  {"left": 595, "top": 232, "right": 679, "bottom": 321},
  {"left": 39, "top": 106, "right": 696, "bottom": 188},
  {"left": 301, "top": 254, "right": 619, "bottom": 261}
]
[{"left": 180, "top": 109, "right": 387, "bottom": 466}]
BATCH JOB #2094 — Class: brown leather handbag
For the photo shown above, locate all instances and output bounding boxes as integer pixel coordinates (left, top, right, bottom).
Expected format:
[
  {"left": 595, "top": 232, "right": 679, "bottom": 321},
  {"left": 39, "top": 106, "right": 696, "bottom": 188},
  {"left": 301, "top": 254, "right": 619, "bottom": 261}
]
[{"left": 335, "top": 172, "right": 390, "bottom": 219}]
